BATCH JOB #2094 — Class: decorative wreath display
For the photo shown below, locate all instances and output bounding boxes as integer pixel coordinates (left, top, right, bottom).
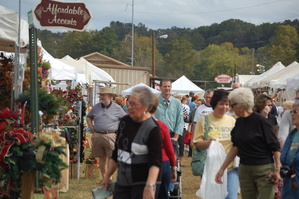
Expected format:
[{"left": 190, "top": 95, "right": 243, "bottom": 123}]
[{"left": 0, "top": 107, "right": 67, "bottom": 197}]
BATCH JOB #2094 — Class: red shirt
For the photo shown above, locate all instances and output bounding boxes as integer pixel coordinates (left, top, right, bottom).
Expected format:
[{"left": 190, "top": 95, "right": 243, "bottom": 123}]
[{"left": 157, "top": 120, "right": 176, "bottom": 167}]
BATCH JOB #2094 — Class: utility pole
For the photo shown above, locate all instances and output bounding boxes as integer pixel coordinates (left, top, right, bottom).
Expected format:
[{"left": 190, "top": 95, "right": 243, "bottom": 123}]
[{"left": 131, "top": 0, "right": 134, "bottom": 66}]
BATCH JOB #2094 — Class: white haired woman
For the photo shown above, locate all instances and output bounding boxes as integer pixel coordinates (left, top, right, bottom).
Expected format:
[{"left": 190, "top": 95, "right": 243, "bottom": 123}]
[
  {"left": 215, "top": 88, "right": 282, "bottom": 199},
  {"left": 101, "top": 86, "right": 162, "bottom": 199}
]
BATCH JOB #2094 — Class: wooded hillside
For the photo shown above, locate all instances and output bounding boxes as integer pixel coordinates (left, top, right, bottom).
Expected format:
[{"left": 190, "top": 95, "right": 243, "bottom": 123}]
[{"left": 37, "top": 18, "right": 299, "bottom": 84}]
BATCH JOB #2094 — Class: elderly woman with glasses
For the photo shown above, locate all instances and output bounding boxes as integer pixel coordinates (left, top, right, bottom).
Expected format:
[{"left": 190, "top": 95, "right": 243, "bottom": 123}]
[
  {"left": 101, "top": 87, "right": 162, "bottom": 199},
  {"left": 280, "top": 100, "right": 299, "bottom": 198},
  {"left": 215, "top": 88, "right": 282, "bottom": 199}
]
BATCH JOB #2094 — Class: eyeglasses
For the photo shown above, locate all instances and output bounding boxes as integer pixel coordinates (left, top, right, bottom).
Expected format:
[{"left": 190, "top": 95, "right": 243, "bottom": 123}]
[
  {"left": 230, "top": 103, "right": 238, "bottom": 108},
  {"left": 127, "top": 101, "right": 140, "bottom": 108},
  {"left": 291, "top": 109, "right": 299, "bottom": 114}
]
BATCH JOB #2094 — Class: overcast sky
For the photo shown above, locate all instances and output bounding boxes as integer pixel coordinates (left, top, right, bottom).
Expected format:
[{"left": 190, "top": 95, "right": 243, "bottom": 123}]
[{"left": 1, "top": 0, "right": 298, "bottom": 32}]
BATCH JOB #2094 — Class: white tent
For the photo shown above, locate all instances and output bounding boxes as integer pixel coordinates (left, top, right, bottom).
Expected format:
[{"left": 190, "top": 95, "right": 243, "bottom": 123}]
[
  {"left": 62, "top": 55, "right": 74, "bottom": 60},
  {"left": 121, "top": 83, "right": 160, "bottom": 96},
  {"left": 171, "top": 75, "right": 204, "bottom": 95},
  {"left": 244, "top": 62, "right": 285, "bottom": 88},
  {"left": 255, "top": 61, "right": 299, "bottom": 88},
  {"left": 79, "top": 57, "right": 115, "bottom": 83},
  {"left": 58, "top": 59, "right": 92, "bottom": 84},
  {"left": 42, "top": 48, "right": 76, "bottom": 80},
  {"left": 0, "top": 5, "right": 29, "bottom": 52},
  {"left": 234, "top": 75, "right": 257, "bottom": 87},
  {"left": 271, "top": 62, "right": 299, "bottom": 90},
  {"left": 287, "top": 74, "right": 299, "bottom": 90}
]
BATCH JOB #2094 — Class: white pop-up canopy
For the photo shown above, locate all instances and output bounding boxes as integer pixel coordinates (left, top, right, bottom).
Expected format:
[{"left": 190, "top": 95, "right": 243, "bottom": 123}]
[
  {"left": 0, "top": 5, "right": 29, "bottom": 52},
  {"left": 42, "top": 48, "right": 76, "bottom": 80},
  {"left": 271, "top": 62, "right": 299, "bottom": 90},
  {"left": 255, "top": 61, "right": 299, "bottom": 88},
  {"left": 244, "top": 62, "right": 285, "bottom": 88},
  {"left": 121, "top": 83, "right": 160, "bottom": 96},
  {"left": 171, "top": 75, "right": 204, "bottom": 95},
  {"left": 79, "top": 57, "right": 115, "bottom": 83},
  {"left": 287, "top": 74, "right": 299, "bottom": 90},
  {"left": 58, "top": 58, "right": 91, "bottom": 84}
]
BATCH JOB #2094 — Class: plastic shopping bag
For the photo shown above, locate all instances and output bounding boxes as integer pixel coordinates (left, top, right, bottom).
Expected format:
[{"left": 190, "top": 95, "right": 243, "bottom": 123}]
[{"left": 196, "top": 140, "right": 228, "bottom": 199}]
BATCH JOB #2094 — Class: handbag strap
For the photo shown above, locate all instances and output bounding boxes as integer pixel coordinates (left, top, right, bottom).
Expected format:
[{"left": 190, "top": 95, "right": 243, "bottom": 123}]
[{"left": 203, "top": 115, "right": 209, "bottom": 141}]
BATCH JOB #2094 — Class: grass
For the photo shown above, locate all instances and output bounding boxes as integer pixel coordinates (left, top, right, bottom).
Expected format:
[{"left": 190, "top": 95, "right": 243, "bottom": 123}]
[{"left": 33, "top": 155, "right": 201, "bottom": 199}]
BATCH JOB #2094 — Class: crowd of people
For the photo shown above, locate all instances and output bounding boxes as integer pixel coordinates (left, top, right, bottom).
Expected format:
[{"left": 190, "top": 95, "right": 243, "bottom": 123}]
[{"left": 86, "top": 80, "right": 299, "bottom": 199}]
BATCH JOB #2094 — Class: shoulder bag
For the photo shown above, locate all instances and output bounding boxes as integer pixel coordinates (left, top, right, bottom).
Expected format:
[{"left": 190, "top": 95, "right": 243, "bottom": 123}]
[{"left": 191, "top": 115, "right": 209, "bottom": 176}]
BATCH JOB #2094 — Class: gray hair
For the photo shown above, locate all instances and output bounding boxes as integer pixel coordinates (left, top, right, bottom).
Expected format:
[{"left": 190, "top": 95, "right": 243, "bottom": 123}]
[
  {"left": 293, "top": 100, "right": 299, "bottom": 108},
  {"left": 204, "top": 88, "right": 214, "bottom": 97},
  {"left": 131, "top": 86, "right": 155, "bottom": 111},
  {"left": 228, "top": 87, "right": 254, "bottom": 109}
]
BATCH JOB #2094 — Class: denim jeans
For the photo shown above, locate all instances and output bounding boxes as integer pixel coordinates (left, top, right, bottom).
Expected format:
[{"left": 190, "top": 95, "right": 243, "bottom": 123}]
[
  {"left": 226, "top": 168, "right": 239, "bottom": 199},
  {"left": 157, "top": 160, "right": 171, "bottom": 199}
]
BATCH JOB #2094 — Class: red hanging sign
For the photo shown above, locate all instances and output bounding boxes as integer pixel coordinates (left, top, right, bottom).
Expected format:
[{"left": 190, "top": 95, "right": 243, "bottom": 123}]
[
  {"left": 214, "top": 74, "right": 233, "bottom": 84},
  {"left": 34, "top": 0, "right": 92, "bottom": 31}
]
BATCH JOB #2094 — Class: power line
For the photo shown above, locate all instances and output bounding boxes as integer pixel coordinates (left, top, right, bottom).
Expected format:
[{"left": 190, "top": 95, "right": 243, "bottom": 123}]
[{"left": 132, "top": 0, "right": 285, "bottom": 15}]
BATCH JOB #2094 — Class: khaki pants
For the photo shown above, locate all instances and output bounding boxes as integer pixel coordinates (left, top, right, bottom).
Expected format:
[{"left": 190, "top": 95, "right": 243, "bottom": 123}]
[{"left": 239, "top": 163, "right": 275, "bottom": 199}]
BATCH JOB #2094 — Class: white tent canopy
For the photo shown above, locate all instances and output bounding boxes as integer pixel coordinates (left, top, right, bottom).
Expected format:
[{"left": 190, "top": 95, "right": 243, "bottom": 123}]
[
  {"left": 79, "top": 57, "right": 115, "bottom": 82},
  {"left": 171, "top": 75, "right": 204, "bottom": 95},
  {"left": 234, "top": 75, "right": 257, "bottom": 87},
  {"left": 121, "top": 83, "right": 160, "bottom": 96},
  {"left": 244, "top": 62, "right": 285, "bottom": 88},
  {"left": 42, "top": 48, "right": 76, "bottom": 80},
  {"left": 0, "top": 5, "right": 29, "bottom": 52},
  {"left": 287, "top": 74, "right": 299, "bottom": 90},
  {"left": 61, "top": 55, "right": 74, "bottom": 60},
  {"left": 255, "top": 61, "right": 299, "bottom": 88},
  {"left": 271, "top": 62, "right": 299, "bottom": 90},
  {"left": 58, "top": 59, "right": 92, "bottom": 84}
]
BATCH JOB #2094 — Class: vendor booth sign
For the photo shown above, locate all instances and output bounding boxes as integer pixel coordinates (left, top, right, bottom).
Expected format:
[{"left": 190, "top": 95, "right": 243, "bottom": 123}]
[
  {"left": 214, "top": 74, "right": 233, "bottom": 84},
  {"left": 34, "top": 0, "right": 91, "bottom": 31}
]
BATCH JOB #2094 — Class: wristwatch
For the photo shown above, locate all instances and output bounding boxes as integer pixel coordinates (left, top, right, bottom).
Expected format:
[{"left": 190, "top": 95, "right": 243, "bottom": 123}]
[{"left": 146, "top": 183, "right": 156, "bottom": 188}]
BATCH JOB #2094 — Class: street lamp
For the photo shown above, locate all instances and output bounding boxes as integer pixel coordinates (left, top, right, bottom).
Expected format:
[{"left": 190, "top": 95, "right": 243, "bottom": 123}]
[
  {"left": 152, "top": 31, "right": 168, "bottom": 77},
  {"left": 256, "top": 64, "right": 266, "bottom": 74}
]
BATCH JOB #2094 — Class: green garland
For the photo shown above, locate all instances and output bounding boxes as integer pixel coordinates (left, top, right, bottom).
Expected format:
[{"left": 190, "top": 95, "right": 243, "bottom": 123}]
[{"left": 0, "top": 143, "right": 31, "bottom": 191}]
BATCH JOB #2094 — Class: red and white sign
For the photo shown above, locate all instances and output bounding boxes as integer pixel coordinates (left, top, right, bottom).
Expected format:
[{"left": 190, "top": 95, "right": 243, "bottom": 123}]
[
  {"left": 214, "top": 74, "right": 233, "bottom": 84},
  {"left": 34, "top": 0, "right": 91, "bottom": 31}
]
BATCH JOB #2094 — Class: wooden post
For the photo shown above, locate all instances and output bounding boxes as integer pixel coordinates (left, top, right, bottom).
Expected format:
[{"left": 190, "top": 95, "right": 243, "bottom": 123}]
[{"left": 21, "top": 171, "right": 35, "bottom": 199}]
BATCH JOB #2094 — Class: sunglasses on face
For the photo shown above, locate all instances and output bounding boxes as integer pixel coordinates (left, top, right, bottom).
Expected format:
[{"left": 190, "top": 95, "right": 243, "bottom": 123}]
[
  {"left": 291, "top": 109, "right": 299, "bottom": 114},
  {"left": 230, "top": 103, "right": 238, "bottom": 108}
]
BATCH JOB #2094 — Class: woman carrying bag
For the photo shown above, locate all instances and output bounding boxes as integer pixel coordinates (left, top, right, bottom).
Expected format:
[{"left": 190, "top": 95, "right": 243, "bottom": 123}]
[{"left": 193, "top": 89, "right": 238, "bottom": 199}]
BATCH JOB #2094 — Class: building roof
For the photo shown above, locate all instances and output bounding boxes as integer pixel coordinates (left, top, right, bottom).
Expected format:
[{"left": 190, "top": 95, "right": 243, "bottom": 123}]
[{"left": 82, "top": 52, "right": 150, "bottom": 71}]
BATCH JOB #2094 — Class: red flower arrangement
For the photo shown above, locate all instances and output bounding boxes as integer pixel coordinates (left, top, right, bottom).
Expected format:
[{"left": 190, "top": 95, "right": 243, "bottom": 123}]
[{"left": 84, "top": 151, "right": 98, "bottom": 165}]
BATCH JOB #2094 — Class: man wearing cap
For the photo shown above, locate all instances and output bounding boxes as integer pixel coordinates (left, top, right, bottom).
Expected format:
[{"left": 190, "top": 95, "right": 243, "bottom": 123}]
[{"left": 86, "top": 87, "right": 126, "bottom": 180}]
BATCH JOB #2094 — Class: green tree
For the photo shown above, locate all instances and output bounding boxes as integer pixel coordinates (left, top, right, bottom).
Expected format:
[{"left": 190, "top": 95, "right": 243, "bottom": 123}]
[
  {"left": 262, "top": 25, "right": 298, "bottom": 65},
  {"left": 59, "top": 30, "right": 93, "bottom": 58},
  {"left": 195, "top": 42, "right": 241, "bottom": 81},
  {"left": 112, "top": 34, "right": 164, "bottom": 68},
  {"left": 163, "top": 39, "right": 199, "bottom": 78},
  {"left": 90, "top": 27, "right": 119, "bottom": 56}
]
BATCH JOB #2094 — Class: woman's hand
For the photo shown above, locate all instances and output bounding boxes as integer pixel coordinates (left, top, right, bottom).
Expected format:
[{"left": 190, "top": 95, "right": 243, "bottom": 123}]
[
  {"left": 215, "top": 168, "right": 225, "bottom": 184},
  {"left": 268, "top": 171, "right": 282, "bottom": 184},
  {"left": 143, "top": 186, "right": 155, "bottom": 199},
  {"left": 171, "top": 167, "right": 177, "bottom": 182},
  {"left": 100, "top": 176, "right": 111, "bottom": 190}
]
